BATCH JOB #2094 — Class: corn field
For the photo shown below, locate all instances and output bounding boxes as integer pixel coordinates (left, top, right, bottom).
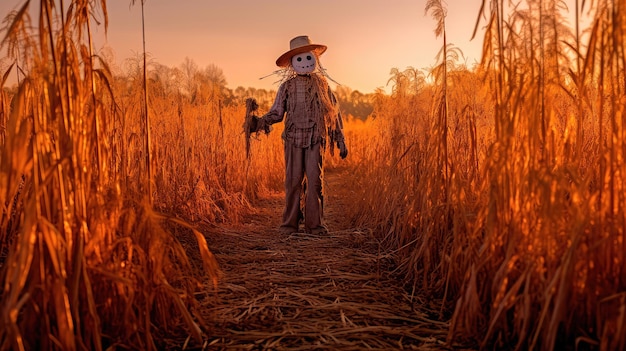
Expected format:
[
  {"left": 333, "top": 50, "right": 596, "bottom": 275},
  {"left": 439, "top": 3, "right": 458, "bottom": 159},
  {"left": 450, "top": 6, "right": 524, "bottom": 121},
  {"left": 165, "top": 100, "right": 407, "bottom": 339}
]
[{"left": 0, "top": 0, "right": 625, "bottom": 350}]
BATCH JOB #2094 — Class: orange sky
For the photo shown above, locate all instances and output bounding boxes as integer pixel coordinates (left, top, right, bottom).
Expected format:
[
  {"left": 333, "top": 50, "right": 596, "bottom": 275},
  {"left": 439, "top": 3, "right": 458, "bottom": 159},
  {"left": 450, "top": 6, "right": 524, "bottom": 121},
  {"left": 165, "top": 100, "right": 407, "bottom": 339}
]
[{"left": 1, "top": 0, "right": 587, "bottom": 94}]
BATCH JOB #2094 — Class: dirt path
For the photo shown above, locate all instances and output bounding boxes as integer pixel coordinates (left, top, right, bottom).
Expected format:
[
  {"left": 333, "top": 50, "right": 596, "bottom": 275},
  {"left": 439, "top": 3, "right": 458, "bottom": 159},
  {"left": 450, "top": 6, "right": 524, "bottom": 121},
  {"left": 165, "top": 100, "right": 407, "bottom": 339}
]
[{"left": 199, "top": 167, "right": 450, "bottom": 350}]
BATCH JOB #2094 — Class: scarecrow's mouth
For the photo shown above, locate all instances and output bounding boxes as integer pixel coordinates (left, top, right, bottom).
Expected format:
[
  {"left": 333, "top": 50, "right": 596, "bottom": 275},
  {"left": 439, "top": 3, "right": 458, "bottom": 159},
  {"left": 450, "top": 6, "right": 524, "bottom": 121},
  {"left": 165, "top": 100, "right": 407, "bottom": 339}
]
[{"left": 296, "top": 63, "right": 315, "bottom": 70}]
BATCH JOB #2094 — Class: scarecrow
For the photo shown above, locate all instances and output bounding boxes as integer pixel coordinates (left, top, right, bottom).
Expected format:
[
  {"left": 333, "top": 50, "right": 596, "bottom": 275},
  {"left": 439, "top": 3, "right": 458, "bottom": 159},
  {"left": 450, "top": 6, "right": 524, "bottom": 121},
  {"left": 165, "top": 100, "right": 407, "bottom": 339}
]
[{"left": 245, "top": 35, "right": 348, "bottom": 235}]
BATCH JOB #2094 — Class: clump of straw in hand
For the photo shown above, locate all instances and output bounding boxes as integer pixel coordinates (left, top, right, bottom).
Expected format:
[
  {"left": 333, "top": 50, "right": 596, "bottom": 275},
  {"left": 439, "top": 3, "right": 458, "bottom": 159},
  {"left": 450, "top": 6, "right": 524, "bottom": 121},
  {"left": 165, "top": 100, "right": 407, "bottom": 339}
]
[{"left": 243, "top": 98, "right": 259, "bottom": 159}]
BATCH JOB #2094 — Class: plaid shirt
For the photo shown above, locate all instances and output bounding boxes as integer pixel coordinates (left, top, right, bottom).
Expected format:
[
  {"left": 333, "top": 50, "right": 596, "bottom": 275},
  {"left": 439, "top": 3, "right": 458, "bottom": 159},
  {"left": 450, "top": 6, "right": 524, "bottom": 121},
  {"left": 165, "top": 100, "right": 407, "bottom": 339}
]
[{"left": 263, "top": 74, "right": 345, "bottom": 149}]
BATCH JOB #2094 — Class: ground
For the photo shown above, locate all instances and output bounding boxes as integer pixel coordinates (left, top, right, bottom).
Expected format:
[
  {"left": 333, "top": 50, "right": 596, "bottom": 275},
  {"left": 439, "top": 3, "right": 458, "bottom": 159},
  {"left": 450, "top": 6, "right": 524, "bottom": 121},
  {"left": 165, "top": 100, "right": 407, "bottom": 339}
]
[{"left": 196, "top": 167, "right": 453, "bottom": 350}]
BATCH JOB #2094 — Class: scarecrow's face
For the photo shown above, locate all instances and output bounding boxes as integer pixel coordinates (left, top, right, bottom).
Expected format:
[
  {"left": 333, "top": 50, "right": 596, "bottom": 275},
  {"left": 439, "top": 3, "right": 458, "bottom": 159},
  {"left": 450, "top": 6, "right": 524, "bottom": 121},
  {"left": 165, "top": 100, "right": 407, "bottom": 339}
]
[{"left": 291, "top": 52, "right": 317, "bottom": 74}]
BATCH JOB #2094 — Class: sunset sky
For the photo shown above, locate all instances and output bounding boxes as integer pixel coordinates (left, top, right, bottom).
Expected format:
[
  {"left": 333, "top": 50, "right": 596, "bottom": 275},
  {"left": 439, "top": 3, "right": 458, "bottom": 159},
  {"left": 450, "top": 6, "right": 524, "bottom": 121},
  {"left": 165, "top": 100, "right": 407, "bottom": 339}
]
[{"left": 1, "top": 1, "right": 585, "bottom": 93}]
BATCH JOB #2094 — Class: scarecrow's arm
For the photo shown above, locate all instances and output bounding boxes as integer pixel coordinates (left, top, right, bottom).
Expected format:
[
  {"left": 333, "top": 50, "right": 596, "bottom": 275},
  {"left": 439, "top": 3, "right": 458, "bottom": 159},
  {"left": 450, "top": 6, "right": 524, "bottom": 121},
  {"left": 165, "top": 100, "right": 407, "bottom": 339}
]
[
  {"left": 259, "top": 83, "right": 288, "bottom": 126},
  {"left": 333, "top": 111, "right": 346, "bottom": 144}
]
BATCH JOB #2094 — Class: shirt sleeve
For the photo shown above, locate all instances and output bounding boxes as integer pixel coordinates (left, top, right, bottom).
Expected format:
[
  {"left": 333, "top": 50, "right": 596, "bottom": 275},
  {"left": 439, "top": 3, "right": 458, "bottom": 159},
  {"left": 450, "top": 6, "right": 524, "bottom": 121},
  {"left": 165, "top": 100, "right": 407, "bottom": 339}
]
[
  {"left": 262, "top": 82, "right": 288, "bottom": 125},
  {"left": 328, "top": 87, "right": 346, "bottom": 144}
]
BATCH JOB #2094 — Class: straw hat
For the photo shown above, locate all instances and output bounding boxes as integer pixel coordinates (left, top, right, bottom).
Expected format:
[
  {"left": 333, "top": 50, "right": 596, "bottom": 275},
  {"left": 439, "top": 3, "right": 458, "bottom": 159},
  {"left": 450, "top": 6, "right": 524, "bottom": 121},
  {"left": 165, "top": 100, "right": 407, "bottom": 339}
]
[{"left": 276, "top": 35, "right": 327, "bottom": 67}]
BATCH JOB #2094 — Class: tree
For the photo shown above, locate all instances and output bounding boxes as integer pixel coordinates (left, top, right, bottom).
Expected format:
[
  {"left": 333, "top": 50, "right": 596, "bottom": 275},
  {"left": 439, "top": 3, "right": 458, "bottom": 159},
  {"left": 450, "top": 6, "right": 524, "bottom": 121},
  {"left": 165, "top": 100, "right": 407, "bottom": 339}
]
[
  {"left": 203, "top": 63, "right": 227, "bottom": 88},
  {"left": 180, "top": 56, "right": 198, "bottom": 99}
]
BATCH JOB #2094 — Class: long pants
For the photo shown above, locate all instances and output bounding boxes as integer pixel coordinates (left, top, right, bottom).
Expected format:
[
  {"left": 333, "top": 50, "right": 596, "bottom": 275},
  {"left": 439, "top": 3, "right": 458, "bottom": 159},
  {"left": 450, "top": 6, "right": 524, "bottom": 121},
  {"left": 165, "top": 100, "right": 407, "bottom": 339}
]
[{"left": 281, "top": 141, "right": 324, "bottom": 232}]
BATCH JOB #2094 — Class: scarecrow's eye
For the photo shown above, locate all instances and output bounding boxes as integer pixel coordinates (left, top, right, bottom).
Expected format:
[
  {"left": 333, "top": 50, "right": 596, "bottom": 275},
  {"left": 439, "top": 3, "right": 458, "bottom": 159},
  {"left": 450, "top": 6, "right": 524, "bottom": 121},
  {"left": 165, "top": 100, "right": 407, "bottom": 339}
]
[
  {"left": 297, "top": 57, "right": 302, "bottom": 62},
  {"left": 307, "top": 55, "right": 312, "bottom": 60}
]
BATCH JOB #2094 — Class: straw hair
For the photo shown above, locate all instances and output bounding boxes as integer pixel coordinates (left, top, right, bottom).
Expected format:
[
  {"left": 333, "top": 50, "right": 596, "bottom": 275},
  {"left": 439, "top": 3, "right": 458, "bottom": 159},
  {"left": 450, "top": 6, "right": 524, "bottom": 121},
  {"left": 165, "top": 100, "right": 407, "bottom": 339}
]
[{"left": 276, "top": 35, "right": 327, "bottom": 67}]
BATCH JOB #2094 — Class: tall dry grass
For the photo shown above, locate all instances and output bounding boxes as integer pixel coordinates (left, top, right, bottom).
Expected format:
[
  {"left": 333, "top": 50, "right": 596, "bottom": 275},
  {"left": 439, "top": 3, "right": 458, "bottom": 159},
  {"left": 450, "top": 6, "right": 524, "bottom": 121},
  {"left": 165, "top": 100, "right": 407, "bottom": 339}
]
[
  {"left": 350, "top": 0, "right": 626, "bottom": 350},
  {"left": 0, "top": 1, "right": 222, "bottom": 349},
  {"left": 111, "top": 58, "right": 285, "bottom": 223}
]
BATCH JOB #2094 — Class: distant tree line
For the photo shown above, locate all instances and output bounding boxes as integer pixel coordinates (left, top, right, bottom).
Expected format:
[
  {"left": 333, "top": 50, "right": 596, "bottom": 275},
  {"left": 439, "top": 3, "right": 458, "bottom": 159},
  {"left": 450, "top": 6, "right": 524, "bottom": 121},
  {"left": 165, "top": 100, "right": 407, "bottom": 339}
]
[{"left": 224, "top": 84, "right": 374, "bottom": 121}]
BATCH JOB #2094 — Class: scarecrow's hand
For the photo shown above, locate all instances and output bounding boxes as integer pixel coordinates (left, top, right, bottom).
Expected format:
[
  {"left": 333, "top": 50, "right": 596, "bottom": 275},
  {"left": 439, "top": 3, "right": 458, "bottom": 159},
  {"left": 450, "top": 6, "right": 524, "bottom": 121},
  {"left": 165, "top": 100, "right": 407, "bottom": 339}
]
[
  {"left": 248, "top": 115, "right": 270, "bottom": 134},
  {"left": 338, "top": 140, "right": 348, "bottom": 159},
  {"left": 262, "top": 118, "right": 271, "bottom": 134}
]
